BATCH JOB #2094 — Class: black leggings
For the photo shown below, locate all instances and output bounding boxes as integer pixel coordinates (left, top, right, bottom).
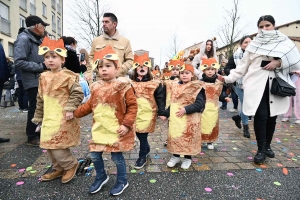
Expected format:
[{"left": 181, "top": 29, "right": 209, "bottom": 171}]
[
  {"left": 173, "top": 154, "right": 192, "bottom": 159},
  {"left": 254, "top": 80, "right": 277, "bottom": 145}
]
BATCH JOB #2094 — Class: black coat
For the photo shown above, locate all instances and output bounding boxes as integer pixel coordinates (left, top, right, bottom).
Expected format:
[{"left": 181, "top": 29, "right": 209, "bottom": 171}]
[
  {"left": 4, "top": 61, "right": 15, "bottom": 90},
  {"left": 0, "top": 43, "right": 9, "bottom": 82},
  {"left": 64, "top": 49, "right": 87, "bottom": 73}
]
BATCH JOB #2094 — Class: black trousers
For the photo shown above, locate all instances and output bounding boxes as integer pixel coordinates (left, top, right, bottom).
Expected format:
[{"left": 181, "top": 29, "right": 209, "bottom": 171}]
[
  {"left": 26, "top": 87, "right": 40, "bottom": 141},
  {"left": 17, "top": 80, "right": 28, "bottom": 110},
  {"left": 254, "top": 81, "right": 277, "bottom": 146}
]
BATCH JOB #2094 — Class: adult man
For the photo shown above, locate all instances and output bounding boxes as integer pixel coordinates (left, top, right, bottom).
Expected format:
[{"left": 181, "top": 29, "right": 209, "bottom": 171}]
[
  {"left": 0, "top": 43, "right": 10, "bottom": 143},
  {"left": 14, "top": 16, "right": 49, "bottom": 146},
  {"left": 86, "top": 13, "right": 133, "bottom": 79}
]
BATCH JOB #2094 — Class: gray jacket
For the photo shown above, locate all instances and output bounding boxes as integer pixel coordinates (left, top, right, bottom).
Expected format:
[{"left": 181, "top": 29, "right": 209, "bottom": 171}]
[{"left": 14, "top": 29, "right": 44, "bottom": 90}]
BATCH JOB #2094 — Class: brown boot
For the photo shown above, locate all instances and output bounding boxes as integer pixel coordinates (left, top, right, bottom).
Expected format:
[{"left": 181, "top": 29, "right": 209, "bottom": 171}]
[
  {"left": 41, "top": 170, "right": 64, "bottom": 181},
  {"left": 61, "top": 162, "right": 79, "bottom": 184}
]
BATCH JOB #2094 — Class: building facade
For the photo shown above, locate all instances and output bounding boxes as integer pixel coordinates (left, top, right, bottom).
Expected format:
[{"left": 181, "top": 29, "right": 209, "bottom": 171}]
[{"left": 0, "top": 0, "right": 63, "bottom": 58}]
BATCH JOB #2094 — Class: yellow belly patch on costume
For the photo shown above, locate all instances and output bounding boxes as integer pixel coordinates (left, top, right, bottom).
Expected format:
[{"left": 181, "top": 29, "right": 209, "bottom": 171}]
[
  {"left": 136, "top": 97, "right": 152, "bottom": 131},
  {"left": 169, "top": 103, "right": 186, "bottom": 138},
  {"left": 201, "top": 102, "right": 218, "bottom": 134},
  {"left": 92, "top": 104, "right": 119, "bottom": 145},
  {"left": 41, "top": 95, "right": 63, "bottom": 142}
]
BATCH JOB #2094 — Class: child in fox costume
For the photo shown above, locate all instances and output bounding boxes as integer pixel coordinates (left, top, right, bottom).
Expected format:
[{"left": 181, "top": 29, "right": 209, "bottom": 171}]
[
  {"left": 159, "top": 62, "right": 206, "bottom": 170},
  {"left": 200, "top": 58, "right": 230, "bottom": 150},
  {"left": 32, "top": 37, "right": 84, "bottom": 183},
  {"left": 130, "top": 52, "right": 165, "bottom": 169},
  {"left": 74, "top": 45, "right": 137, "bottom": 196}
]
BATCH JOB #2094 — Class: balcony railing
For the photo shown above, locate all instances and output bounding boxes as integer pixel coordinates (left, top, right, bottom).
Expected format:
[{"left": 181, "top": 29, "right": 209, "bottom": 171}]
[
  {"left": 30, "top": 3, "right": 36, "bottom": 15},
  {"left": 57, "top": 26, "right": 61, "bottom": 36},
  {"left": 20, "top": 0, "right": 27, "bottom": 11},
  {"left": 51, "top": 0, "right": 56, "bottom": 10},
  {"left": 52, "top": 22, "right": 56, "bottom": 32},
  {"left": 0, "top": 17, "right": 11, "bottom": 35},
  {"left": 57, "top": 4, "right": 61, "bottom": 15}
]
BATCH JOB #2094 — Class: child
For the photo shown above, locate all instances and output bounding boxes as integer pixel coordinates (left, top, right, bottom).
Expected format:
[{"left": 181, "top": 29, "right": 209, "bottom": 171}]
[
  {"left": 74, "top": 45, "right": 137, "bottom": 196},
  {"left": 32, "top": 37, "right": 84, "bottom": 183},
  {"left": 159, "top": 62, "right": 206, "bottom": 170},
  {"left": 200, "top": 58, "right": 230, "bottom": 150},
  {"left": 130, "top": 52, "right": 165, "bottom": 169}
]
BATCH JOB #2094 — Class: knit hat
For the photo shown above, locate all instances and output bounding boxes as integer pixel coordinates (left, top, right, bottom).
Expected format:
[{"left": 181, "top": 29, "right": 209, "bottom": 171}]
[
  {"left": 200, "top": 58, "right": 220, "bottom": 71},
  {"left": 26, "top": 15, "right": 49, "bottom": 27},
  {"left": 38, "top": 36, "right": 66, "bottom": 57},
  {"left": 132, "top": 52, "right": 151, "bottom": 69},
  {"left": 92, "top": 45, "right": 119, "bottom": 70}
]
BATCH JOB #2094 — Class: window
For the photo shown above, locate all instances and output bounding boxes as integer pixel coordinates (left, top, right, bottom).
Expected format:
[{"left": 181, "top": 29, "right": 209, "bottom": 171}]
[
  {"left": 42, "top": 3, "right": 47, "bottom": 17},
  {"left": 0, "top": 3, "right": 11, "bottom": 35},
  {"left": 30, "top": 0, "right": 36, "bottom": 15},
  {"left": 57, "top": 17, "right": 61, "bottom": 35},
  {"left": 20, "top": 15, "right": 26, "bottom": 28},
  {"left": 30, "top": 0, "right": 35, "bottom": 5},
  {"left": 20, "top": 0, "right": 27, "bottom": 10},
  {"left": 0, "top": 3, "right": 9, "bottom": 20},
  {"left": 8, "top": 43, "right": 14, "bottom": 57},
  {"left": 52, "top": 12, "right": 56, "bottom": 32}
]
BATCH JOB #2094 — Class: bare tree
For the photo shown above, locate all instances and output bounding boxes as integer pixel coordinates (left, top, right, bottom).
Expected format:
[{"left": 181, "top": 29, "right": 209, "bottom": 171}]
[
  {"left": 164, "top": 32, "right": 182, "bottom": 60},
  {"left": 216, "top": 0, "right": 246, "bottom": 59},
  {"left": 66, "top": 0, "right": 111, "bottom": 49}
]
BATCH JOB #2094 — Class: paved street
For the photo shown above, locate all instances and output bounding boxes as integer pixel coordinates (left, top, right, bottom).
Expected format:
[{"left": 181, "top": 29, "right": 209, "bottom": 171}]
[{"left": 0, "top": 103, "right": 300, "bottom": 199}]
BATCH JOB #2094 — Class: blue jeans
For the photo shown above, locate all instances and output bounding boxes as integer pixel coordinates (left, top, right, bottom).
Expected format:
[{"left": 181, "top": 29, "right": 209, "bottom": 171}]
[
  {"left": 136, "top": 132, "right": 150, "bottom": 158},
  {"left": 234, "top": 87, "right": 248, "bottom": 125},
  {"left": 222, "top": 91, "right": 227, "bottom": 107},
  {"left": 90, "top": 152, "right": 127, "bottom": 184}
]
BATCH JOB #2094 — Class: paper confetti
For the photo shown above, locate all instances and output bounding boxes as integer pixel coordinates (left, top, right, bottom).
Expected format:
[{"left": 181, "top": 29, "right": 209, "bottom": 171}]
[
  {"left": 26, "top": 167, "right": 33, "bottom": 171},
  {"left": 154, "top": 155, "right": 160, "bottom": 159},
  {"left": 42, "top": 150, "right": 47, "bottom": 153},
  {"left": 131, "top": 169, "right": 136, "bottom": 173},
  {"left": 139, "top": 172, "right": 145, "bottom": 175},
  {"left": 192, "top": 158, "right": 198, "bottom": 162},
  {"left": 150, "top": 179, "right": 157, "bottom": 183},
  {"left": 199, "top": 152, "right": 204, "bottom": 155},
  {"left": 18, "top": 168, "right": 25, "bottom": 172},
  {"left": 30, "top": 170, "right": 37, "bottom": 174},
  {"left": 232, "top": 147, "right": 238, "bottom": 150},
  {"left": 171, "top": 169, "right": 178, "bottom": 172},
  {"left": 10, "top": 164, "right": 17, "bottom": 168},
  {"left": 274, "top": 182, "right": 281, "bottom": 186},
  {"left": 247, "top": 157, "right": 253, "bottom": 160},
  {"left": 205, "top": 187, "right": 212, "bottom": 192},
  {"left": 260, "top": 165, "right": 267, "bottom": 168},
  {"left": 282, "top": 168, "right": 288, "bottom": 175},
  {"left": 16, "top": 181, "right": 24, "bottom": 186},
  {"left": 256, "top": 168, "right": 262, "bottom": 172},
  {"left": 277, "top": 163, "right": 283, "bottom": 167},
  {"left": 227, "top": 172, "right": 234, "bottom": 177}
]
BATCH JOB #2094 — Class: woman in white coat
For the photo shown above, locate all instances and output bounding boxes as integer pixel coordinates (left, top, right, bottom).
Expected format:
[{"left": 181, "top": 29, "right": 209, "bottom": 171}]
[{"left": 218, "top": 15, "right": 300, "bottom": 164}]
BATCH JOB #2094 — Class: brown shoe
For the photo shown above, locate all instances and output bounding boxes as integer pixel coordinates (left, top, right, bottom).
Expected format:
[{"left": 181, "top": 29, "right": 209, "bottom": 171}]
[
  {"left": 61, "top": 162, "right": 79, "bottom": 184},
  {"left": 41, "top": 170, "right": 64, "bottom": 181},
  {"left": 26, "top": 138, "right": 40, "bottom": 147}
]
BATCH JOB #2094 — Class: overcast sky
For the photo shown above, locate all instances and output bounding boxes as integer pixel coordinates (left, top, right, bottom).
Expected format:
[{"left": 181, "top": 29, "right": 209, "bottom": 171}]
[{"left": 63, "top": 0, "right": 300, "bottom": 66}]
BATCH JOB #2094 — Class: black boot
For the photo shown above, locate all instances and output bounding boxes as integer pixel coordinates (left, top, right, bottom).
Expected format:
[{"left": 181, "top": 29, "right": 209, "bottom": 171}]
[
  {"left": 265, "top": 143, "right": 275, "bottom": 158},
  {"left": 254, "top": 142, "right": 267, "bottom": 164},
  {"left": 243, "top": 124, "right": 250, "bottom": 138},
  {"left": 232, "top": 115, "right": 242, "bottom": 129}
]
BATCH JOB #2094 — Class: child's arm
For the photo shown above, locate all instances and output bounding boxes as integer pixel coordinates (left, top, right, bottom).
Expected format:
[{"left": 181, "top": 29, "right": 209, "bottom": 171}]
[
  {"left": 183, "top": 89, "right": 206, "bottom": 115},
  {"left": 154, "top": 83, "right": 166, "bottom": 116},
  {"left": 219, "top": 91, "right": 231, "bottom": 103},
  {"left": 32, "top": 90, "right": 44, "bottom": 124},
  {"left": 64, "top": 80, "right": 84, "bottom": 120}
]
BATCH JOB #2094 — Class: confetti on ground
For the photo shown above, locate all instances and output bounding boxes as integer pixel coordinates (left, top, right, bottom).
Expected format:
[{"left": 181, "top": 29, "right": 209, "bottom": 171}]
[
  {"left": 292, "top": 158, "right": 297, "bottom": 161},
  {"left": 197, "top": 163, "right": 202, "bottom": 166},
  {"left": 247, "top": 157, "right": 253, "bottom": 160},
  {"left": 274, "top": 182, "right": 281, "bottom": 186},
  {"left": 260, "top": 165, "right": 267, "bottom": 168},
  {"left": 42, "top": 150, "right": 47, "bottom": 153},
  {"left": 156, "top": 148, "right": 160, "bottom": 150},
  {"left": 172, "top": 169, "right": 178, "bottom": 172},
  {"left": 231, "top": 141, "right": 236, "bottom": 143},
  {"left": 150, "top": 179, "right": 157, "bottom": 183},
  {"left": 282, "top": 168, "right": 288, "bottom": 175},
  {"left": 18, "top": 168, "right": 25, "bottom": 172},
  {"left": 26, "top": 167, "right": 32, "bottom": 171},
  {"left": 154, "top": 155, "right": 160, "bottom": 159},
  {"left": 163, "top": 149, "right": 167, "bottom": 153},
  {"left": 199, "top": 152, "right": 204, "bottom": 155},
  {"left": 232, "top": 147, "right": 238, "bottom": 150},
  {"left": 192, "top": 158, "right": 198, "bottom": 162},
  {"left": 131, "top": 169, "right": 136, "bottom": 173},
  {"left": 139, "top": 172, "right": 144, "bottom": 175},
  {"left": 30, "top": 170, "right": 37, "bottom": 174},
  {"left": 256, "top": 168, "right": 262, "bottom": 172},
  {"left": 10, "top": 164, "right": 17, "bottom": 168},
  {"left": 111, "top": 171, "right": 117, "bottom": 174},
  {"left": 73, "top": 150, "right": 78, "bottom": 153},
  {"left": 227, "top": 172, "right": 234, "bottom": 176},
  {"left": 277, "top": 163, "right": 283, "bottom": 167},
  {"left": 205, "top": 187, "right": 212, "bottom": 192},
  {"left": 16, "top": 181, "right": 24, "bottom": 186}
]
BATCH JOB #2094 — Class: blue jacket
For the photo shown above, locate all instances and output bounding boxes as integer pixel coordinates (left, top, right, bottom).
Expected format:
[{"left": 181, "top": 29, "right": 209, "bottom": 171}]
[{"left": 0, "top": 43, "right": 9, "bottom": 82}]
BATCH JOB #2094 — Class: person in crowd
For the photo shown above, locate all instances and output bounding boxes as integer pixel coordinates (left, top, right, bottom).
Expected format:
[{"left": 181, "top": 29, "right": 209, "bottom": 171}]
[
  {"left": 282, "top": 70, "right": 300, "bottom": 124},
  {"left": 0, "top": 43, "right": 10, "bottom": 143},
  {"left": 86, "top": 13, "right": 133, "bottom": 81},
  {"left": 14, "top": 15, "right": 49, "bottom": 146},
  {"left": 32, "top": 37, "right": 83, "bottom": 183},
  {"left": 200, "top": 38, "right": 218, "bottom": 61},
  {"left": 74, "top": 45, "right": 137, "bottom": 196},
  {"left": 218, "top": 15, "right": 300, "bottom": 164},
  {"left": 200, "top": 58, "right": 231, "bottom": 150},
  {"left": 79, "top": 48, "right": 89, "bottom": 73},
  {"left": 219, "top": 58, "right": 229, "bottom": 110},
  {"left": 152, "top": 65, "right": 161, "bottom": 79},
  {"left": 223, "top": 35, "right": 252, "bottom": 138},
  {"left": 61, "top": 36, "right": 87, "bottom": 73},
  {"left": 1, "top": 58, "right": 15, "bottom": 108},
  {"left": 159, "top": 62, "right": 205, "bottom": 170},
  {"left": 15, "top": 66, "right": 28, "bottom": 112},
  {"left": 130, "top": 52, "right": 165, "bottom": 169}
]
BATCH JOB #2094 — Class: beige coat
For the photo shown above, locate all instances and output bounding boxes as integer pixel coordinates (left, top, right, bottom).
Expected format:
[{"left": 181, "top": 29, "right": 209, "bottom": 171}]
[
  {"left": 225, "top": 51, "right": 300, "bottom": 117},
  {"left": 86, "top": 30, "right": 133, "bottom": 78}
]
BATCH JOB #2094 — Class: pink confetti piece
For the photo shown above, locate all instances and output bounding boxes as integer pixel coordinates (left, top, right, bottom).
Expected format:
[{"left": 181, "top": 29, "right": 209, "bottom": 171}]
[
  {"left": 112, "top": 171, "right": 117, "bottom": 174},
  {"left": 199, "top": 152, "right": 204, "bottom": 155},
  {"left": 73, "top": 150, "right": 78, "bottom": 153},
  {"left": 205, "top": 187, "right": 212, "bottom": 192},
  {"left": 192, "top": 158, "right": 198, "bottom": 162},
  {"left": 16, "top": 181, "right": 24, "bottom": 186},
  {"left": 38, "top": 178, "right": 42, "bottom": 181},
  {"left": 18, "top": 168, "right": 25, "bottom": 172},
  {"left": 227, "top": 172, "right": 234, "bottom": 177},
  {"left": 247, "top": 156, "right": 253, "bottom": 160},
  {"left": 42, "top": 150, "right": 47, "bottom": 153}
]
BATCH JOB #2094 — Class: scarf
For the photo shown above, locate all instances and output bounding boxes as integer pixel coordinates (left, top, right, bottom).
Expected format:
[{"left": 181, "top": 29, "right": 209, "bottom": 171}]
[
  {"left": 65, "top": 45, "right": 76, "bottom": 52},
  {"left": 202, "top": 74, "right": 217, "bottom": 83}
]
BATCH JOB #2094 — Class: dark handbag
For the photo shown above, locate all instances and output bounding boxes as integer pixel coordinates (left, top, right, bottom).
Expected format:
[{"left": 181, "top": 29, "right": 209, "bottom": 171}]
[{"left": 271, "top": 71, "right": 296, "bottom": 97}]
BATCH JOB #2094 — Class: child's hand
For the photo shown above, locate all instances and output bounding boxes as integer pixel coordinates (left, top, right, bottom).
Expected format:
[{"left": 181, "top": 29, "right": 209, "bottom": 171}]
[
  {"left": 159, "top": 116, "right": 167, "bottom": 121},
  {"left": 117, "top": 125, "right": 129, "bottom": 136},
  {"left": 225, "top": 97, "right": 231, "bottom": 102},
  {"left": 65, "top": 111, "right": 74, "bottom": 120},
  {"left": 292, "top": 71, "right": 300, "bottom": 76},
  {"left": 217, "top": 74, "right": 225, "bottom": 82},
  {"left": 176, "top": 108, "right": 186, "bottom": 118}
]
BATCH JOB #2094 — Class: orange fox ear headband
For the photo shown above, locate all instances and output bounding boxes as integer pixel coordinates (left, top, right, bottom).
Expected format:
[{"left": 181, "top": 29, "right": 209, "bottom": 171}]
[
  {"left": 163, "top": 71, "right": 173, "bottom": 80},
  {"left": 38, "top": 36, "right": 67, "bottom": 57},
  {"left": 179, "top": 63, "right": 194, "bottom": 74},
  {"left": 168, "top": 59, "right": 184, "bottom": 71},
  {"left": 132, "top": 53, "right": 151, "bottom": 69},
  {"left": 200, "top": 58, "right": 220, "bottom": 72},
  {"left": 92, "top": 45, "right": 119, "bottom": 70}
]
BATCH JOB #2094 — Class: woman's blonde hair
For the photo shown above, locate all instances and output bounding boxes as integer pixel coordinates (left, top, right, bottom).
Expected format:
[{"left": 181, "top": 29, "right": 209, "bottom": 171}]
[{"left": 79, "top": 48, "right": 89, "bottom": 64}]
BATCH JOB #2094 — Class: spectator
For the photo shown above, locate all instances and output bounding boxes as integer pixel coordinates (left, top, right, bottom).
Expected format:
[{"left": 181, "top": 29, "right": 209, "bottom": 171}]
[
  {"left": 79, "top": 48, "right": 89, "bottom": 73},
  {"left": 61, "top": 36, "right": 87, "bottom": 73},
  {"left": 14, "top": 15, "right": 49, "bottom": 146},
  {"left": 0, "top": 43, "right": 10, "bottom": 143},
  {"left": 1, "top": 58, "right": 15, "bottom": 107},
  {"left": 86, "top": 13, "right": 133, "bottom": 80}
]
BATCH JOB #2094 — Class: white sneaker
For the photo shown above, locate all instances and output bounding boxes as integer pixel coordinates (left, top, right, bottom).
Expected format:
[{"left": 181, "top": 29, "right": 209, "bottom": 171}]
[
  {"left": 167, "top": 156, "right": 181, "bottom": 167},
  {"left": 181, "top": 158, "right": 192, "bottom": 169},
  {"left": 281, "top": 118, "right": 289, "bottom": 122},
  {"left": 229, "top": 108, "right": 238, "bottom": 113},
  {"left": 207, "top": 143, "right": 214, "bottom": 150},
  {"left": 295, "top": 120, "right": 300, "bottom": 124}
]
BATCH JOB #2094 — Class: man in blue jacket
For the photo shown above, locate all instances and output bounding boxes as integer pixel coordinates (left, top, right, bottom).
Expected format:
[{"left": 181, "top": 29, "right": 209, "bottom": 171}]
[
  {"left": 14, "top": 16, "right": 49, "bottom": 146},
  {"left": 0, "top": 43, "right": 10, "bottom": 143}
]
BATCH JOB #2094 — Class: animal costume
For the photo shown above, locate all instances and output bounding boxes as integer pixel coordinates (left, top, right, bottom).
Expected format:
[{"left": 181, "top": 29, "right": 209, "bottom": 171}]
[
  {"left": 74, "top": 45, "right": 137, "bottom": 152},
  {"left": 200, "top": 58, "right": 224, "bottom": 143},
  {"left": 32, "top": 37, "right": 84, "bottom": 149}
]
